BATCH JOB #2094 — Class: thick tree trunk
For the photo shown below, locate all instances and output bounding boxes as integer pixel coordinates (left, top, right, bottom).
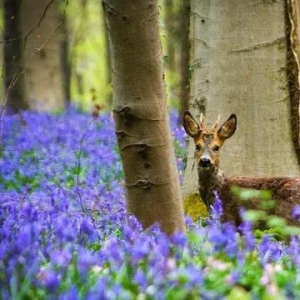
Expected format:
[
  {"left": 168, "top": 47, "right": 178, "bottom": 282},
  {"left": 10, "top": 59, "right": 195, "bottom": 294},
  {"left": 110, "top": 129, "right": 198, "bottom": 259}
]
[
  {"left": 103, "top": 0, "right": 186, "bottom": 234},
  {"left": 183, "top": 0, "right": 300, "bottom": 198},
  {"left": 20, "top": 0, "right": 67, "bottom": 112},
  {"left": 4, "top": 0, "right": 28, "bottom": 112}
]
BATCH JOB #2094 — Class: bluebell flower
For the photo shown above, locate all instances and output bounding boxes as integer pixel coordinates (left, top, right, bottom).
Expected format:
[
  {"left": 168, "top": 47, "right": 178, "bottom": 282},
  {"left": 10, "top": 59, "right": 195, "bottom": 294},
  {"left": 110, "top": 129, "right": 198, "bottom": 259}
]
[
  {"left": 38, "top": 268, "right": 60, "bottom": 291},
  {"left": 50, "top": 245, "right": 72, "bottom": 268},
  {"left": 79, "top": 217, "right": 95, "bottom": 239},
  {"left": 58, "top": 285, "right": 80, "bottom": 300},
  {"left": 259, "top": 235, "right": 285, "bottom": 264},
  {"left": 211, "top": 191, "right": 224, "bottom": 220},
  {"left": 87, "top": 278, "right": 108, "bottom": 300},
  {"left": 286, "top": 236, "right": 300, "bottom": 270},
  {"left": 131, "top": 238, "right": 151, "bottom": 263},
  {"left": 239, "top": 210, "right": 256, "bottom": 252},
  {"left": 292, "top": 205, "right": 300, "bottom": 221},
  {"left": 208, "top": 222, "right": 238, "bottom": 257},
  {"left": 133, "top": 269, "right": 148, "bottom": 291},
  {"left": 77, "top": 247, "right": 97, "bottom": 273}
]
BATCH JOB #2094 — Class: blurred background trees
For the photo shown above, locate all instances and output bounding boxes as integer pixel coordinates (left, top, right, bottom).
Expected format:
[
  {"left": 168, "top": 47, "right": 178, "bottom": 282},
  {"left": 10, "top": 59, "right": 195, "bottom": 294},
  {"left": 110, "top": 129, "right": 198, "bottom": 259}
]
[{"left": 1, "top": 0, "right": 189, "bottom": 113}]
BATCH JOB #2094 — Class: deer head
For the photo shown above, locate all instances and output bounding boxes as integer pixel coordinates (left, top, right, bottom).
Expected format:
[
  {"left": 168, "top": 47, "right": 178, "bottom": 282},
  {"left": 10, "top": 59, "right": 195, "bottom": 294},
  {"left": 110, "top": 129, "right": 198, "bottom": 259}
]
[{"left": 183, "top": 112, "right": 237, "bottom": 173}]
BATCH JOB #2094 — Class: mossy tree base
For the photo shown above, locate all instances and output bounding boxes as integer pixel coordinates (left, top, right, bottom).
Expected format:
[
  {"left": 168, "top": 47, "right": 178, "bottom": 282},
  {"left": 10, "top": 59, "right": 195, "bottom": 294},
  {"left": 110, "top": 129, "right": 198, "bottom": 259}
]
[{"left": 183, "top": 192, "right": 209, "bottom": 222}]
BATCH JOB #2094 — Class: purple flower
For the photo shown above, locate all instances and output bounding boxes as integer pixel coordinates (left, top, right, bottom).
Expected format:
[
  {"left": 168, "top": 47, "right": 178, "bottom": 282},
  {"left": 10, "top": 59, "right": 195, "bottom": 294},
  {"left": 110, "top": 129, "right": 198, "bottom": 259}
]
[
  {"left": 239, "top": 210, "right": 256, "bottom": 252},
  {"left": 59, "top": 285, "right": 79, "bottom": 300},
  {"left": 133, "top": 269, "right": 148, "bottom": 291},
  {"left": 259, "top": 235, "right": 285, "bottom": 264},
  {"left": 171, "top": 231, "right": 187, "bottom": 248},
  {"left": 208, "top": 222, "right": 238, "bottom": 257},
  {"left": 286, "top": 236, "right": 300, "bottom": 271},
  {"left": 292, "top": 205, "right": 300, "bottom": 221},
  {"left": 211, "top": 191, "right": 223, "bottom": 219},
  {"left": 38, "top": 268, "right": 60, "bottom": 291},
  {"left": 79, "top": 217, "right": 95, "bottom": 240},
  {"left": 51, "top": 246, "right": 72, "bottom": 268},
  {"left": 77, "top": 247, "right": 97, "bottom": 273},
  {"left": 131, "top": 238, "right": 151, "bottom": 262}
]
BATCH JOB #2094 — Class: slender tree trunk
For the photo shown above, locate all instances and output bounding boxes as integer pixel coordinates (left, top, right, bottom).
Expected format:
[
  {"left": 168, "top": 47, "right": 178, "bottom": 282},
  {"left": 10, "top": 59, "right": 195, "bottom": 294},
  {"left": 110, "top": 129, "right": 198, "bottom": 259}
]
[
  {"left": 102, "top": 7, "right": 113, "bottom": 108},
  {"left": 61, "top": 13, "right": 71, "bottom": 105},
  {"left": 4, "top": 0, "right": 28, "bottom": 112},
  {"left": 179, "top": 0, "right": 190, "bottom": 123},
  {"left": 183, "top": 0, "right": 300, "bottom": 198},
  {"left": 20, "top": 0, "right": 67, "bottom": 112},
  {"left": 164, "top": 0, "right": 176, "bottom": 72},
  {"left": 103, "top": 0, "right": 186, "bottom": 234}
]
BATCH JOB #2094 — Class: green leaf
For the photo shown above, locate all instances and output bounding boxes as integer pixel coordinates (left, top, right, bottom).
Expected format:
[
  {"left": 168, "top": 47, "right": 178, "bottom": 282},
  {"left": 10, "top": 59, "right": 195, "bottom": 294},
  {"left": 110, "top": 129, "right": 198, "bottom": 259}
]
[
  {"left": 226, "top": 286, "right": 250, "bottom": 300},
  {"left": 266, "top": 216, "right": 286, "bottom": 228},
  {"left": 243, "top": 210, "right": 267, "bottom": 222}
]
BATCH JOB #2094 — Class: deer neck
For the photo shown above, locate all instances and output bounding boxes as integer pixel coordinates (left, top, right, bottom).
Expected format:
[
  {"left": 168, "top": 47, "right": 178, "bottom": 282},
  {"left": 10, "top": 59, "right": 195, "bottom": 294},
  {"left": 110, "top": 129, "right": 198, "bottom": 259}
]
[{"left": 198, "top": 166, "right": 225, "bottom": 210}]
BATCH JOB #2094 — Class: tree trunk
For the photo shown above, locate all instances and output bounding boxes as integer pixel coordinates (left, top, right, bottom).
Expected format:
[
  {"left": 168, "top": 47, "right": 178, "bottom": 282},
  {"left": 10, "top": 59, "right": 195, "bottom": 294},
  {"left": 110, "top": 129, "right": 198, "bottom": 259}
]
[
  {"left": 3, "top": 0, "right": 28, "bottom": 112},
  {"left": 164, "top": 0, "right": 176, "bottom": 72},
  {"left": 103, "top": 0, "right": 186, "bottom": 234},
  {"left": 61, "top": 12, "right": 71, "bottom": 105},
  {"left": 179, "top": 0, "right": 190, "bottom": 123},
  {"left": 102, "top": 7, "right": 113, "bottom": 108},
  {"left": 183, "top": 0, "right": 300, "bottom": 198},
  {"left": 20, "top": 0, "right": 67, "bottom": 112}
]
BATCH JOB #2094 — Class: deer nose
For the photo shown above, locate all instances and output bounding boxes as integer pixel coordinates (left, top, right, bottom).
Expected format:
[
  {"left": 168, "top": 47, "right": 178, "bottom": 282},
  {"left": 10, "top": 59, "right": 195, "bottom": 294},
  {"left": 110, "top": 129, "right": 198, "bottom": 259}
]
[{"left": 199, "top": 158, "right": 211, "bottom": 168}]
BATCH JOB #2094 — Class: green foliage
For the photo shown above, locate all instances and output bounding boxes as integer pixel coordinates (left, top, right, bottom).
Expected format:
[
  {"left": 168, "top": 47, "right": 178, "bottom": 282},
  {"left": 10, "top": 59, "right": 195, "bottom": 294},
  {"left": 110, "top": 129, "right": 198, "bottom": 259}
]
[{"left": 231, "top": 185, "right": 272, "bottom": 203}]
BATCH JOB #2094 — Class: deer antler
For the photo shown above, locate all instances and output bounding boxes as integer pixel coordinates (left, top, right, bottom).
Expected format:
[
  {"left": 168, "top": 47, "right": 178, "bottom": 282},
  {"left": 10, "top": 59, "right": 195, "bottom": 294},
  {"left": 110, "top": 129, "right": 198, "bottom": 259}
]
[
  {"left": 199, "top": 113, "right": 207, "bottom": 132},
  {"left": 211, "top": 114, "right": 220, "bottom": 132}
]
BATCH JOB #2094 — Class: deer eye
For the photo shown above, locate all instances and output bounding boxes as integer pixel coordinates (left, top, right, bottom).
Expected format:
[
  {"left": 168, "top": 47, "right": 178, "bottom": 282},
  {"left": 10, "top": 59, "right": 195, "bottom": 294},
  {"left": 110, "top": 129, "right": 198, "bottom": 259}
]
[
  {"left": 212, "top": 145, "right": 220, "bottom": 152},
  {"left": 195, "top": 144, "right": 201, "bottom": 151}
]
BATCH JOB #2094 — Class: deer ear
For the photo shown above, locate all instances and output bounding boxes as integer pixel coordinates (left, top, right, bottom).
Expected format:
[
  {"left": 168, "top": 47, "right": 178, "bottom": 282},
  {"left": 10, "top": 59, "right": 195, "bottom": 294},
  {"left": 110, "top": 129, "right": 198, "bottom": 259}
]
[
  {"left": 218, "top": 114, "right": 237, "bottom": 140},
  {"left": 183, "top": 111, "right": 200, "bottom": 137}
]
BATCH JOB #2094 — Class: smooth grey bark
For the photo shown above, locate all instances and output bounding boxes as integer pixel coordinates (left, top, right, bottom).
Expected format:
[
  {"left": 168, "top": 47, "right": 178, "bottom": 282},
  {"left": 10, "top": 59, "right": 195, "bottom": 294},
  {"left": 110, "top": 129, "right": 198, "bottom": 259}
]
[
  {"left": 183, "top": 0, "right": 300, "bottom": 198},
  {"left": 103, "top": 0, "right": 186, "bottom": 234}
]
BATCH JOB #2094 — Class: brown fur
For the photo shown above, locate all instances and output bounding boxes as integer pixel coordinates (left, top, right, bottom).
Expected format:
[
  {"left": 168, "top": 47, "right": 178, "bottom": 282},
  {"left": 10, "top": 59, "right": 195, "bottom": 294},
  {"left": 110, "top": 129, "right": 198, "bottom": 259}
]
[
  {"left": 219, "top": 176, "right": 300, "bottom": 226},
  {"left": 183, "top": 112, "right": 300, "bottom": 226}
]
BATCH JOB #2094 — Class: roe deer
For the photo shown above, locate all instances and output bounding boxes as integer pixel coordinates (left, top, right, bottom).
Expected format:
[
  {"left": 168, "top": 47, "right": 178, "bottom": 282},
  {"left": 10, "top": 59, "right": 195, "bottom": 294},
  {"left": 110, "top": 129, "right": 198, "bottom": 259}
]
[{"left": 183, "top": 111, "right": 300, "bottom": 226}]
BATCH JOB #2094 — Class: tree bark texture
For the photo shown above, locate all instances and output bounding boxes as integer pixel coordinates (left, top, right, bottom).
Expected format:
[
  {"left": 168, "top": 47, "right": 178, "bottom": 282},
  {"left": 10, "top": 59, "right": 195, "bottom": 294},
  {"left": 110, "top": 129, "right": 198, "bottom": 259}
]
[
  {"left": 20, "top": 0, "right": 67, "bottom": 112},
  {"left": 183, "top": 0, "right": 300, "bottom": 197},
  {"left": 103, "top": 0, "right": 186, "bottom": 234},
  {"left": 4, "top": 0, "right": 28, "bottom": 112}
]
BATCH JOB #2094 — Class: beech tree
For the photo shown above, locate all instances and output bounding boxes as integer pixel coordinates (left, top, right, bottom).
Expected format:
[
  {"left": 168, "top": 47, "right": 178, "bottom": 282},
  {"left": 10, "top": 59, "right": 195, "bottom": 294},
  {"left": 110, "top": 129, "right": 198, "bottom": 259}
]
[
  {"left": 183, "top": 0, "right": 300, "bottom": 200},
  {"left": 103, "top": 0, "right": 186, "bottom": 234}
]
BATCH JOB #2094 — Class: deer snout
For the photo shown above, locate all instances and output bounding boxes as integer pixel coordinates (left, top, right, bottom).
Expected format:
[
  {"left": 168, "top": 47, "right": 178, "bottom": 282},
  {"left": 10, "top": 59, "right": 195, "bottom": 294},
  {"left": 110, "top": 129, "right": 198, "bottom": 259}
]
[{"left": 199, "top": 158, "right": 211, "bottom": 168}]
